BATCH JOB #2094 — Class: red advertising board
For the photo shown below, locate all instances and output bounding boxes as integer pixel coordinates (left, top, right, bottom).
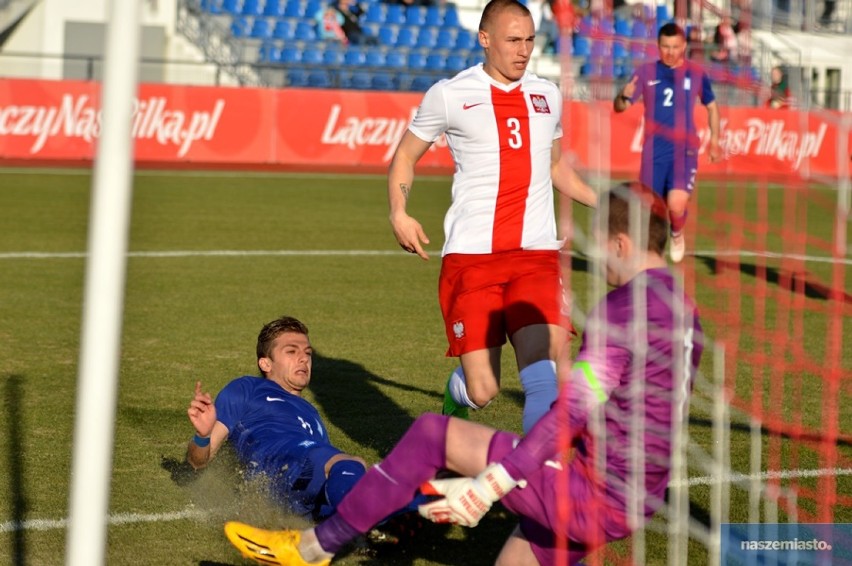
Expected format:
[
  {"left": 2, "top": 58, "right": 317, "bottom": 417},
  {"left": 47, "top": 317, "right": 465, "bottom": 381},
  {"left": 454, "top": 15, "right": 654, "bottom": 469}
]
[{"left": 0, "top": 77, "right": 848, "bottom": 178}]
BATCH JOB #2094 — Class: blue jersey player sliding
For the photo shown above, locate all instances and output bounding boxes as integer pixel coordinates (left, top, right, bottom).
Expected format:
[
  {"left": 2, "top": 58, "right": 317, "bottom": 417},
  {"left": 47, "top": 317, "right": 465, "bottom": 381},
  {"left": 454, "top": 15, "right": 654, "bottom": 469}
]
[
  {"left": 614, "top": 22, "right": 722, "bottom": 264},
  {"left": 186, "top": 316, "right": 367, "bottom": 520},
  {"left": 223, "top": 183, "right": 704, "bottom": 566}
]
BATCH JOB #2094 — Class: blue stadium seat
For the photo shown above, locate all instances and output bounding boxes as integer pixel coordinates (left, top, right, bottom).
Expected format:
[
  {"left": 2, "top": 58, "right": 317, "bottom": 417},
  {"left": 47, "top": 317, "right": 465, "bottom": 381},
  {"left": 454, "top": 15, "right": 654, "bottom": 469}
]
[
  {"left": 377, "top": 24, "right": 398, "bottom": 46},
  {"left": 201, "top": 0, "right": 223, "bottom": 14},
  {"left": 287, "top": 68, "right": 310, "bottom": 86},
  {"left": 273, "top": 18, "right": 295, "bottom": 39},
  {"left": 411, "top": 74, "right": 435, "bottom": 91},
  {"left": 323, "top": 47, "right": 345, "bottom": 66},
  {"left": 442, "top": 5, "right": 459, "bottom": 27},
  {"left": 573, "top": 35, "right": 590, "bottom": 57},
  {"left": 230, "top": 16, "right": 251, "bottom": 37},
  {"left": 263, "top": 0, "right": 285, "bottom": 16},
  {"left": 279, "top": 44, "right": 303, "bottom": 63},
  {"left": 305, "top": 0, "right": 322, "bottom": 18},
  {"left": 614, "top": 17, "right": 631, "bottom": 37},
  {"left": 223, "top": 0, "right": 242, "bottom": 14},
  {"left": 257, "top": 42, "right": 281, "bottom": 63},
  {"left": 445, "top": 53, "right": 467, "bottom": 72},
  {"left": 371, "top": 72, "right": 396, "bottom": 90},
  {"left": 416, "top": 27, "right": 437, "bottom": 49},
  {"left": 425, "top": 52, "right": 446, "bottom": 72},
  {"left": 283, "top": 0, "right": 305, "bottom": 18},
  {"left": 250, "top": 17, "right": 273, "bottom": 39},
  {"left": 294, "top": 19, "right": 316, "bottom": 40},
  {"left": 365, "top": 49, "right": 387, "bottom": 67},
  {"left": 435, "top": 28, "right": 456, "bottom": 50},
  {"left": 242, "top": 0, "right": 263, "bottom": 15},
  {"left": 385, "top": 3, "right": 406, "bottom": 25},
  {"left": 395, "top": 26, "right": 418, "bottom": 49},
  {"left": 364, "top": 3, "right": 385, "bottom": 24},
  {"left": 307, "top": 70, "right": 332, "bottom": 87},
  {"left": 454, "top": 29, "right": 476, "bottom": 51},
  {"left": 344, "top": 47, "right": 367, "bottom": 66},
  {"left": 407, "top": 50, "right": 427, "bottom": 70},
  {"left": 385, "top": 50, "right": 407, "bottom": 68},
  {"left": 405, "top": 5, "right": 426, "bottom": 26},
  {"left": 349, "top": 71, "right": 373, "bottom": 90},
  {"left": 613, "top": 40, "right": 628, "bottom": 59},
  {"left": 301, "top": 47, "right": 324, "bottom": 65},
  {"left": 424, "top": 5, "right": 443, "bottom": 26},
  {"left": 656, "top": 4, "right": 669, "bottom": 23}
]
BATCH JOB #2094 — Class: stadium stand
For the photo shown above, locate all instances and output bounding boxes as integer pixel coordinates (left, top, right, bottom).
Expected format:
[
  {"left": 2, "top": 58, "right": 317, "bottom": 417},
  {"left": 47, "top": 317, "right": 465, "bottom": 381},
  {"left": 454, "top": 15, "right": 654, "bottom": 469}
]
[{"left": 187, "top": 0, "right": 770, "bottom": 96}]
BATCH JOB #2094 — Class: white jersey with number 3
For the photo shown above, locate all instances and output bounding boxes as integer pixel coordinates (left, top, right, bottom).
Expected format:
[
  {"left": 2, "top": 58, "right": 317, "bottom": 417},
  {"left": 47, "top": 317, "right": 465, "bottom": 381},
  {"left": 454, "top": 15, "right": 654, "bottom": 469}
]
[{"left": 408, "top": 65, "right": 563, "bottom": 255}]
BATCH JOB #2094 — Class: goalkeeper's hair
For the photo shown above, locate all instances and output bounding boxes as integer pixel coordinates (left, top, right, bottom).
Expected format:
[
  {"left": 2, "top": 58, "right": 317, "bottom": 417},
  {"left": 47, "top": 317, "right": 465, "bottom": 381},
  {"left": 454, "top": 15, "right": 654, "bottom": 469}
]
[
  {"left": 607, "top": 182, "right": 669, "bottom": 256},
  {"left": 256, "top": 315, "right": 310, "bottom": 376}
]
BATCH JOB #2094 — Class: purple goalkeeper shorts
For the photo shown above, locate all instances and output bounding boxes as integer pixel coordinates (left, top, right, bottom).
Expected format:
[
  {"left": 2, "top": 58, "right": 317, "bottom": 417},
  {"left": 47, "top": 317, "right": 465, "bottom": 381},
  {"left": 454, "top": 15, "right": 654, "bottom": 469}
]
[{"left": 488, "top": 432, "right": 630, "bottom": 565}]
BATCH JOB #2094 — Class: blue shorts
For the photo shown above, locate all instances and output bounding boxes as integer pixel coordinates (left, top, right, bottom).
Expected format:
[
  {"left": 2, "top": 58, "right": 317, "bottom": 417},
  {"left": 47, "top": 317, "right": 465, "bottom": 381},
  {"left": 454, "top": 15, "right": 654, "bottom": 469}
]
[
  {"left": 488, "top": 432, "right": 630, "bottom": 565},
  {"left": 640, "top": 152, "right": 698, "bottom": 199},
  {"left": 251, "top": 444, "right": 343, "bottom": 518}
]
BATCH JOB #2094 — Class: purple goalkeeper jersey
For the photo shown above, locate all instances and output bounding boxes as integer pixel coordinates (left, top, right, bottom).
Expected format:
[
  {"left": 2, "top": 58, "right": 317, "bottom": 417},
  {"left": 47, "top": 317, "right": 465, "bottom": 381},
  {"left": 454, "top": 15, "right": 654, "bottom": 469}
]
[{"left": 501, "top": 267, "right": 703, "bottom": 517}]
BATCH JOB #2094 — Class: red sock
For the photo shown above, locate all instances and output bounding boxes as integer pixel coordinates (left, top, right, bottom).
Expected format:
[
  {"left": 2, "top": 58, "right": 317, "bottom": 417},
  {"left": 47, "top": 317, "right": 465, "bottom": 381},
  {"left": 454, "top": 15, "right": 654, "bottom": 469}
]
[{"left": 670, "top": 210, "right": 687, "bottom": 235}]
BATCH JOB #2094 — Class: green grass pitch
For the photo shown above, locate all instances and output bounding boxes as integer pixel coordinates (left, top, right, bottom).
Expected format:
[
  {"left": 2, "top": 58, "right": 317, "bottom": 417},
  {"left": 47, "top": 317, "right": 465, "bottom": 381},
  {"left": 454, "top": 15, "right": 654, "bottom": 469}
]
[{"left": 0, "top": 169, "right": 848, "bottom": 565}]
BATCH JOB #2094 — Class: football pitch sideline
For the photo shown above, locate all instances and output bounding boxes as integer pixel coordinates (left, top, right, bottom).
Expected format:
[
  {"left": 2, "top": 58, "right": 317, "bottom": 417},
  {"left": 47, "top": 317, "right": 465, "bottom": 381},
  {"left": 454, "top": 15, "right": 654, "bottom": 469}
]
[{"left": 0, "top": 169, "right": 849, "bottom": 565}]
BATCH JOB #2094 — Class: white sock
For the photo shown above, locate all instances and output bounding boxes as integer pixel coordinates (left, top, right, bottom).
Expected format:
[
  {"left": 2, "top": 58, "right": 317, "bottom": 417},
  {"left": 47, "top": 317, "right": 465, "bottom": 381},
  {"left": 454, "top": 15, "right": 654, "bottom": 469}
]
[
  {"left": 297, "top": 528, "right": 333, "bottom": 563},
  {"left": 519, "top": 360, "right": 557, "bottom": 434},
  {"left": 448, "top": 366, "right": 481, "bottom": 409}
]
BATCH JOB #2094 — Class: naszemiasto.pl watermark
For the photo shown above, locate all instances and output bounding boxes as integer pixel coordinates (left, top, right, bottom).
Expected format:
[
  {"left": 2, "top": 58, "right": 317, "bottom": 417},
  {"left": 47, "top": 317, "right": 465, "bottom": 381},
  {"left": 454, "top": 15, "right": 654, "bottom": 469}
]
[{"left": 722, "top": 523, "right": 852, "bottom": 565}]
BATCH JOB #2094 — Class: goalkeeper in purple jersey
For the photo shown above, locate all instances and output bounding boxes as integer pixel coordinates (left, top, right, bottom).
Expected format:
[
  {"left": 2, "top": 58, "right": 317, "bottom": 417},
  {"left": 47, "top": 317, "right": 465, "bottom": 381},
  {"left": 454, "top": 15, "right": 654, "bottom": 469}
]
[
  {"left": 224, "top": 183, "right": 704, "bottom": 566},
  {"left": 186, "top": 316, "right": 367, "bottom": 520}
]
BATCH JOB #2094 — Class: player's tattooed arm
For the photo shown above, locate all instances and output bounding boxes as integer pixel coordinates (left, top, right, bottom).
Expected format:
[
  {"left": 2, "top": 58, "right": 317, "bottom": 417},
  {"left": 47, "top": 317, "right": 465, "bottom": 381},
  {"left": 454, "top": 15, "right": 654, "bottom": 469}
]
[{"left": 399, "top": 182, "right": 411, "bottom": 202}]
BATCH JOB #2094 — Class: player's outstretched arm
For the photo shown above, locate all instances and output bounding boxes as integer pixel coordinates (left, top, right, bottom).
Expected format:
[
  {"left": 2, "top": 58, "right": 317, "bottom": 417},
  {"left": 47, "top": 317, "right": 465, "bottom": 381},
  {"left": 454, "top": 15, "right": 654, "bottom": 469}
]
[
  {"left": 388, "top": 130, "right": 433, "bottom": 260},
  {"left": 186, "top": 380, "right": 228, "bottom": 469},
  {"left": 551, "top": 141, "right": 597, "bottom": 208}
]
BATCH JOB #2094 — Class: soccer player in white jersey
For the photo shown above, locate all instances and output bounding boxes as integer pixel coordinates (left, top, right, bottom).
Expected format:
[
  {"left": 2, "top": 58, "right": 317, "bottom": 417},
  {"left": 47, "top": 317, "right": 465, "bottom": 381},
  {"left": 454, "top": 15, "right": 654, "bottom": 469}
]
[{"left": 388, "top": 0, "right": 597, "bottom": 433}]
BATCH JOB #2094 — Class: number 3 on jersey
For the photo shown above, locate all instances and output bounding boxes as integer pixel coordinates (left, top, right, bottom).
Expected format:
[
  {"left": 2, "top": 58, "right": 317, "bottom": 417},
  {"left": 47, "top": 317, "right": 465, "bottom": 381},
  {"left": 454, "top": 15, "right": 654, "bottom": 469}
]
[{"left": 506, "top": 117, "right": 523, "bottom": 149}]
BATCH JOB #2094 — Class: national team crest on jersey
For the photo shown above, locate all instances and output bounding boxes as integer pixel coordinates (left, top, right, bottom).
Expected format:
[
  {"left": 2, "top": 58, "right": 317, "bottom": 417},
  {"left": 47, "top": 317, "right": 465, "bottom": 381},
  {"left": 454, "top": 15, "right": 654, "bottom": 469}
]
[
  {"left": 452, "top": 320, "right": 465, "bottom": 339},
  {"left": 529, "top": 94, "right": 551, "bottom": 114}
]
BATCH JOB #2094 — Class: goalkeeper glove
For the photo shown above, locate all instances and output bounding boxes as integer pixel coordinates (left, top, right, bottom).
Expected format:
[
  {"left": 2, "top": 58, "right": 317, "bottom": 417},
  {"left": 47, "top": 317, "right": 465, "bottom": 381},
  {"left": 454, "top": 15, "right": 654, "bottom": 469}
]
[{"left": 417, "top": 463, "right": 519, "bottom": 528}]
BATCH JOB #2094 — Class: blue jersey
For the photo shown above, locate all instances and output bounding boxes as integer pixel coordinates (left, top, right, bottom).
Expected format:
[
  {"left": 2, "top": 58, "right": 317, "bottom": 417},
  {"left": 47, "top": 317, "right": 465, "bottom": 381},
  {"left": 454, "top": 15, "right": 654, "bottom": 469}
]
[
  {"left": 215, "top": 376, "right": 337, "bottom": 474},
  {"left": 630, "top": 60, "right": 715, "bottom": 162}
]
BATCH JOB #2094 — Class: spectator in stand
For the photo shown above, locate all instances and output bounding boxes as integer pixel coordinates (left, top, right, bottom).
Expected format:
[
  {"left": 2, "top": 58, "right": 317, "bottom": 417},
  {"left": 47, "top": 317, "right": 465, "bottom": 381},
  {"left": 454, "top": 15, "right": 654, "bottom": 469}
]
[
  {"left": 710, "top": 14, "right": 737, "bottom": 64},
  {"left": 820, "top": 1, "right": 836, "bottom": 26},
  {"left": 332, "top": 0, "right": 378, "bottom": 45},
  {"left": 766, "top": 66, "right": 792, "bottom": 109},
  {"left": 686, "top": 25, "right": 705, "bottom": 61},
  {"left": 315, "top": 5, "right": 348, "bottom": 43}
]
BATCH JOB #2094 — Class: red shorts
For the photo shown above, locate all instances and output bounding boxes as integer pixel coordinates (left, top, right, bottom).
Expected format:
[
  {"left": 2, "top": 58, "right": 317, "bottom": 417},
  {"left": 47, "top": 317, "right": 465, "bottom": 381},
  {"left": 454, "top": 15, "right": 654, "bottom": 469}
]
[{"left": 438, "top": 250, "right": 567, "bottom": 357}]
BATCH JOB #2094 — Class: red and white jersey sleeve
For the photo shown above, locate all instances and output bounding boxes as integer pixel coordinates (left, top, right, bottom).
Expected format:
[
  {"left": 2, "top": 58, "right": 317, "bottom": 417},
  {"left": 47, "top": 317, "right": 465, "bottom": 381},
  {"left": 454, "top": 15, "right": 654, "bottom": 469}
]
[{"left": 409, "top": 65, "right": 563, "bottom": 255}]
